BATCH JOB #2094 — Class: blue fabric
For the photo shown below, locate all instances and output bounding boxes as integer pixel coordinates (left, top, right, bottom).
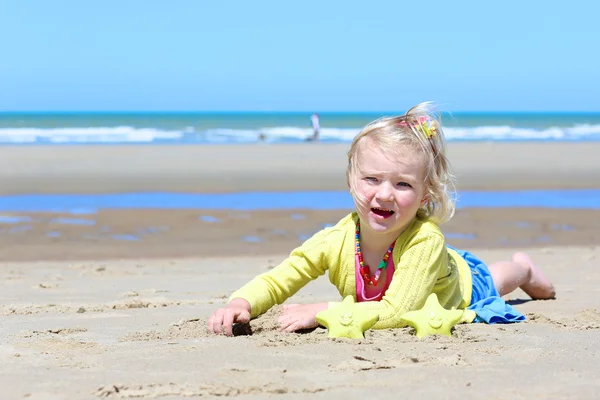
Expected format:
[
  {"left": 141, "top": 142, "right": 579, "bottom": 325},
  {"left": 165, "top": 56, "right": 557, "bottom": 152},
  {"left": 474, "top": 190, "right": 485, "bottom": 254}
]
[{"left": 448, "top": 246, "right": 526, "bottom": 324}]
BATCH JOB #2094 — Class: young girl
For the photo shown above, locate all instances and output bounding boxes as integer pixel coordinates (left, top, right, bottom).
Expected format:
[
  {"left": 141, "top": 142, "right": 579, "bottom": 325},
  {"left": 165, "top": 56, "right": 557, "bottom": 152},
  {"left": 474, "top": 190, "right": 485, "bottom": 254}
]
[{"left": 207, "top": 102, "right": 556, "bottom": 336}]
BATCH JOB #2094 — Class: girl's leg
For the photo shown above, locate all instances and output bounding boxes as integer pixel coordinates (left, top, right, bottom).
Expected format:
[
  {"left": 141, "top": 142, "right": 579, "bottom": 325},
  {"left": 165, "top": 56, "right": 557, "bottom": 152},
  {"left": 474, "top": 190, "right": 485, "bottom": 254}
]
[{"left": 488, "top": 252, "right": 555, "bottom": 299}]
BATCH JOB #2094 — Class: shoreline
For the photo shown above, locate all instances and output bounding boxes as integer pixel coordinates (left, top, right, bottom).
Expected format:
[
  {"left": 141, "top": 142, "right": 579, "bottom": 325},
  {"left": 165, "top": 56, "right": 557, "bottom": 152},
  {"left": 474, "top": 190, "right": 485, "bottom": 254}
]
[
  {"left": 1, "top": 207, "right": 598, "bottom": 262},
  {"left": 1, "top": 142, "right": 600, "bottom": 194}
]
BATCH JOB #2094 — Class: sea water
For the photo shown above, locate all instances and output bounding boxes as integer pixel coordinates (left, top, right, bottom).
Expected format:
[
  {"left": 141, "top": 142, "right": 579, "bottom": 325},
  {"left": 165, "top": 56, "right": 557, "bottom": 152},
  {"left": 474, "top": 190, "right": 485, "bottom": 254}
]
[{"left": 1, "top": 111, "right": 600, "bottom": 145}]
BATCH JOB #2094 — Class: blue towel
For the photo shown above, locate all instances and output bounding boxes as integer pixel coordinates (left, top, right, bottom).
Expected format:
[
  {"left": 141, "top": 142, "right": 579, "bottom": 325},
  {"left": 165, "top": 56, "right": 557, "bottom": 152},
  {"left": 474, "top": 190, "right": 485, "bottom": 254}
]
[{"left": 448, "top": 246, "right": 526, "bottom": 324}]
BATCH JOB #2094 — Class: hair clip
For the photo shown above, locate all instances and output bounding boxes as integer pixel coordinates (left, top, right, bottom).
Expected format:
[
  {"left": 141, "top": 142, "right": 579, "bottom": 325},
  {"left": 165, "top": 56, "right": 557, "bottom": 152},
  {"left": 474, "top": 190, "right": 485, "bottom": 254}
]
[
  {"left": 396, "top": 116, "right": 437, "bottom": 139},
  {"left": 417, "top": 116, "right": 437, "bottom": 139}
]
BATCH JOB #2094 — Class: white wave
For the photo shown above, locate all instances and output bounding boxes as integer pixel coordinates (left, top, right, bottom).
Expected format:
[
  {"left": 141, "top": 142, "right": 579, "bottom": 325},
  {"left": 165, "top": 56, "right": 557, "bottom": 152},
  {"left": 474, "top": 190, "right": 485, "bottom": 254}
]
[
  {"left": 203, "top": 124, "right": 600, "bottom": 143},
  {"left": 443, "top": 124, "right": 600, "bottom": 141},
  {"left": 202, "top": 128, "right": 265, "bottom": 143},
  {"left": 1, "top": 124, "right": 600, "bottom": 144},
  {"left": 259, "top": 126, "right": 359, "bottom": 141},
  {"left": 0, "top": 126, "right": 183, "bottom": 144},
  {"left": 203, "top": 127, "right": 360, "bottom": 142}
]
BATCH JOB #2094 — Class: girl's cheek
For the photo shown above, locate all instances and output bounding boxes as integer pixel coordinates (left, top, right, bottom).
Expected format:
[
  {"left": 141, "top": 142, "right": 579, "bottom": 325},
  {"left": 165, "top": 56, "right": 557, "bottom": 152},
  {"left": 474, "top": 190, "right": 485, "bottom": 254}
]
[
  {"left": 353, "top": 186, "right": 372, "bottom": 210},
  {"left": 396, "top": 192, "right": 419, "bottom": 207},
  {"left": 362, "top": 186, "right": 377, "bottom": 198},
  {"left": 354, "top": 193, "right": 371, "bottom": 211}
]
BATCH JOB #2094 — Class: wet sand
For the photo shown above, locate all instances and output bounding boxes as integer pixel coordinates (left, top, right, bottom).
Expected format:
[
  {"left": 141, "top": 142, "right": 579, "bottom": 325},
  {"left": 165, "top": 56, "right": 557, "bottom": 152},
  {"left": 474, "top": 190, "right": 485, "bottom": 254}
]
[{"left": 0, "top": 208, "right": 599, "bottom": 262}]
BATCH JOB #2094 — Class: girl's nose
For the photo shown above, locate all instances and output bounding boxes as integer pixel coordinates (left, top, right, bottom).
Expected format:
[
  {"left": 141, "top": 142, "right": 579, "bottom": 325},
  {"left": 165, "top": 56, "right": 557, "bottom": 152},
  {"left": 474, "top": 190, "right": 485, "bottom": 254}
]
[{"left": 376, "top": 183, "right": 394, "bottom": 201}]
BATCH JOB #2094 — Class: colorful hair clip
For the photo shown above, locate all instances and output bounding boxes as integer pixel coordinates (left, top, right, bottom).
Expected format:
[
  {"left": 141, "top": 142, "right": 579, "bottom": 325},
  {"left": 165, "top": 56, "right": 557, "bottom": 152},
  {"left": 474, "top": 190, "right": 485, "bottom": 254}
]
[
  {"left": 417, "top": 116, "right": 437, "bottom": 139},
  {"left": 397, "top": 116, "right": 437, "bottom": 139}
]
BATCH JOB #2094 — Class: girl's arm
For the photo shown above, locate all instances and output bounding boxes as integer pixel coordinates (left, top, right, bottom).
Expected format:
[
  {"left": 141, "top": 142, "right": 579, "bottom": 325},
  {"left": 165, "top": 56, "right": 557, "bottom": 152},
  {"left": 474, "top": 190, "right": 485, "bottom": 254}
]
[{"left": 228, "top": 229, "right": 330, "bottom": 318}]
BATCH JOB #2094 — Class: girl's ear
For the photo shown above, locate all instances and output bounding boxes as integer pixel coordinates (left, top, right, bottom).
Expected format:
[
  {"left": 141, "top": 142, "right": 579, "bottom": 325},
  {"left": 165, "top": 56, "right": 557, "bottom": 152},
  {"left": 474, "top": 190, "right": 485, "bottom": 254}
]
[{"left": 420, "top": 194, "right": 429, "bottom": 207}]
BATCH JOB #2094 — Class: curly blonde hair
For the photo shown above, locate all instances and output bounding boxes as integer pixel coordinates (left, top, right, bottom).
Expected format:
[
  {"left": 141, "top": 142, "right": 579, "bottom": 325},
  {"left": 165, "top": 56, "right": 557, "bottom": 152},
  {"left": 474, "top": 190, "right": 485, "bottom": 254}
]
[{"left": 346, "top": 102, "right": 456, "bottom": 224}]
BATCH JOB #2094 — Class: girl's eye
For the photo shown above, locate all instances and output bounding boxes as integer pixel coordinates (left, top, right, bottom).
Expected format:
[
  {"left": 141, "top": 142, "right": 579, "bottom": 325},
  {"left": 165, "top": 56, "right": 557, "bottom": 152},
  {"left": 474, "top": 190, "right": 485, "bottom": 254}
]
[
  {"left": 365, "top": 177, "right": 378, "bottom": 183},
  {"left": 397, "top": 182, "right": 412, "bottom": 187}
]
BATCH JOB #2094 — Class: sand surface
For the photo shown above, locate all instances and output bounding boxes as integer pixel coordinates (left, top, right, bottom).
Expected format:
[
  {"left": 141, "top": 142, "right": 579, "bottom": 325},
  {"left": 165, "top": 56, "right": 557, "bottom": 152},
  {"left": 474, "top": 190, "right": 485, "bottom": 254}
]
[
  {"left": 1, "top": 142, "right": 600, "bottom": 194},
  {"left": 1, "top": 141, "right": 600, "bottom": 398},
  {"left": 0, "top": 208, "right": 599, "bottom": 262},
  {"left": 1, "top": 248, "right": 600, "bottom": 399}
]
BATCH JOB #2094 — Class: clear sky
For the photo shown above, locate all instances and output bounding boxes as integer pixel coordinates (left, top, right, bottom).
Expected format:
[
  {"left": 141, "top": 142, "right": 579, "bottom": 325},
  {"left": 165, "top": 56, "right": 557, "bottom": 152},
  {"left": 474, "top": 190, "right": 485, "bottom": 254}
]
[{"left": 1, "top": 0, "right": 598, "bottom": 112}]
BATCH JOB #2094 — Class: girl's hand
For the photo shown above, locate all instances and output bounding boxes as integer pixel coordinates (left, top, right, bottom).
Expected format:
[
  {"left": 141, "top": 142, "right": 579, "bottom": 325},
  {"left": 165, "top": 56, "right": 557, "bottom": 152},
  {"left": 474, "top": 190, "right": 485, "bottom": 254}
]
[
  {"left": 277, "top": 302, "right": 328, "bottom": 333},
  {"left": 207, "top": 298, "right": 251, "bottom": 336}
]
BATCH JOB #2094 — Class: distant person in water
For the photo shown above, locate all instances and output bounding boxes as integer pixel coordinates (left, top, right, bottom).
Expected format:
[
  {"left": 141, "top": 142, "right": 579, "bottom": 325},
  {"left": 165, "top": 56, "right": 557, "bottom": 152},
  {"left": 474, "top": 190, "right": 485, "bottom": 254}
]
[{"left": 308, "top": 113, "right": 320, "bottom": 141}]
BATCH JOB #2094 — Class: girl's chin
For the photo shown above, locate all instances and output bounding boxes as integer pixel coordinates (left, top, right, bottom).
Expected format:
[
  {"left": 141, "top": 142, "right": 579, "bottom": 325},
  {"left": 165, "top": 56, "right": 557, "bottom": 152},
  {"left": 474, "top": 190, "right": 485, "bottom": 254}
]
[
  {"left": 357, "top": 211, "right": 398, "bottom": 230},
  {"left": 365, "top": 216, "right": 396, "bottom": 230}
]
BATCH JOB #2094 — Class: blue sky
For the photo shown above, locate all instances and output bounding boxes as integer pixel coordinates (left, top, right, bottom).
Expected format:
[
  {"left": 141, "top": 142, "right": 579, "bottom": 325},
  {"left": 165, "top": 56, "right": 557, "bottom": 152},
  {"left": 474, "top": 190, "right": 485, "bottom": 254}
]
[{"left": 1, "top": 1, "right": 599, "bottom": 112}]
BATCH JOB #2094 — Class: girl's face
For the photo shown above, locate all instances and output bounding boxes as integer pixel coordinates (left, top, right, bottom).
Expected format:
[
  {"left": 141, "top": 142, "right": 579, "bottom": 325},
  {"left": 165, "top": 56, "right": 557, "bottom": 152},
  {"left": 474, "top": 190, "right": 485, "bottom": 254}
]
[{"left": 351, "top": 138, "right": 428, "bottom": 238}]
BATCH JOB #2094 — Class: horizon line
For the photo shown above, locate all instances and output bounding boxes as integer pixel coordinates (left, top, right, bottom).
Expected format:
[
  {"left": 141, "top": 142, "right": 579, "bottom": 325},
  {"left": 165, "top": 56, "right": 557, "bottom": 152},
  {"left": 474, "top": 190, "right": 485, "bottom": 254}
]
[{"left": 2, "top": 110, "right": 600, "bottom": 115}]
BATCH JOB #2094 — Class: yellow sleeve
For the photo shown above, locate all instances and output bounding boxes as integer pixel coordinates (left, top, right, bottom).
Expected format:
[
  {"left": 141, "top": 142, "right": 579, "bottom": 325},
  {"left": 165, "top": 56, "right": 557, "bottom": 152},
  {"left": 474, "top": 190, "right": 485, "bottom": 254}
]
[
  {"left": 352, "top": 232, "right": 447, "bottom": 329},
  {"left": 229, "top": 229, "right": 330, "bottom": 318}
]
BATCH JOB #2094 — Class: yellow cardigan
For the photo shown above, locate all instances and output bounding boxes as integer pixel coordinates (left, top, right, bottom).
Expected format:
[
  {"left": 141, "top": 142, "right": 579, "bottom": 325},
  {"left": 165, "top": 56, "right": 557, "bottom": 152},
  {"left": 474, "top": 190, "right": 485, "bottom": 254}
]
[{"left": 230, "top": 212, "right": 473, "bottom": 329}]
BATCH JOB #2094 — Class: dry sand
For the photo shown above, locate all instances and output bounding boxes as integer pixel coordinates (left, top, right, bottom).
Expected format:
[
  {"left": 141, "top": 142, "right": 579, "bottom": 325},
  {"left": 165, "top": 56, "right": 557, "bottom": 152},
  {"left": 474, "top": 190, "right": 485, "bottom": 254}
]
[
  {"left": 1, "top": 248, "right": 600, "bottom": 399},
  {"left": 1, "top": 142, "right": 600, "bottom": 399},
  {"left": 1, "top": 141, "right": 600, "bottom": 194}
]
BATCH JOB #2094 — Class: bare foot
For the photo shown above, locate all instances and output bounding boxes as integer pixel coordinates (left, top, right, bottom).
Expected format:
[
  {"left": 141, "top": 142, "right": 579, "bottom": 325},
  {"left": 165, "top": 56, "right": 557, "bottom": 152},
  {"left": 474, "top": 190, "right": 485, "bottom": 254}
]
[{"left": 512, "top": 252, "right": 556, "bottom": 299}]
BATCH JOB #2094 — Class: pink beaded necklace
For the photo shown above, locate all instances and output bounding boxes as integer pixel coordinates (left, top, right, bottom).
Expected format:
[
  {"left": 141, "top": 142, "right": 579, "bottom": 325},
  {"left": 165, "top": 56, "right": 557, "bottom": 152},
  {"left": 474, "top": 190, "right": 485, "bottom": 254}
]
[{"left": 355, "top": 220, "right": 395, "bottom": 286}]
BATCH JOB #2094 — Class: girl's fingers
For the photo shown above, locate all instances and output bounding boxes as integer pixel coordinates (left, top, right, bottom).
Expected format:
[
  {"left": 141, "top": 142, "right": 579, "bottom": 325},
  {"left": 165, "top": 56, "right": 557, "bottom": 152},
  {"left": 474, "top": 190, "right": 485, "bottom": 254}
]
[
  {"left": 278, "top": 314, "right": 301, "bottom": 332},
  {"left": 222, "top": 310, "right": 238, "bottom": 336},
  {"left": 277, "top": 314, "right": 291, "bottom": 329},
  {"left": 282, "top": 321, "right": 301, "bottom": 333},
  {"left": 209, "top": 312, "right": 223, "bottom": 334},
  {"left": 210, "top": 310, "right": 231, "bottom": 335}
]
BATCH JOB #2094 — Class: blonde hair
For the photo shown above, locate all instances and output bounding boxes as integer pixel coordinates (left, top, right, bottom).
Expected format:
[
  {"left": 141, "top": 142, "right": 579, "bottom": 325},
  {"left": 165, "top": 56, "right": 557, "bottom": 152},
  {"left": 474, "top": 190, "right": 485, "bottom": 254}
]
[{"left": 346, "top": 102, "right": 456, "bottom": 224}]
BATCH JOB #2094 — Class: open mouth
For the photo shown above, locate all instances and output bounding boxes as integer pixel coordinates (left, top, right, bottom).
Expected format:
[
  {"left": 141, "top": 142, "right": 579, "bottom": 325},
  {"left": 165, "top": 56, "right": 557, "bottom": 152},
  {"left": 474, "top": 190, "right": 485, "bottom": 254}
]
[{"left": 371, "top": 207, "right": 395, "bottom": 218}]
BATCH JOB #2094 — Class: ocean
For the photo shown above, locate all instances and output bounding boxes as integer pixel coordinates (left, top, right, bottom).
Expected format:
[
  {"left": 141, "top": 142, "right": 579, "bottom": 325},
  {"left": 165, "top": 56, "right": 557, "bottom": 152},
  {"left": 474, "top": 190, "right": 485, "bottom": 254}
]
[{"left": 1, "top": 112, "right": 600, "bottom": 145}]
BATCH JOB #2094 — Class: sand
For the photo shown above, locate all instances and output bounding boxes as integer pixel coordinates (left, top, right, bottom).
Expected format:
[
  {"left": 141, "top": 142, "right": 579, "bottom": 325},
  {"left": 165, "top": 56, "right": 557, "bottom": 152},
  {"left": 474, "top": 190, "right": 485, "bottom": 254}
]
[
  {"left": 1, "top": 141, "right": 600, "bottom": 194},
  {"left": 1, "top": 142, "right": 600, "bottom": 399},
  {"left": 2, "top": 249, "right": 600, "bottom": 399},
  {"left": 0, "top": 208, "right": 599, "bottom": 262}
]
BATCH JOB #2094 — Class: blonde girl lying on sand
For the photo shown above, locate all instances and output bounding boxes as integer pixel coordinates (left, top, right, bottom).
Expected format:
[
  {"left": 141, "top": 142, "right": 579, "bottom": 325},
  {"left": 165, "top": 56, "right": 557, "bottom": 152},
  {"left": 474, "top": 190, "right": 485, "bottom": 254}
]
[{"left": 208, "top": 102, "right": 555, "bottom": 336}]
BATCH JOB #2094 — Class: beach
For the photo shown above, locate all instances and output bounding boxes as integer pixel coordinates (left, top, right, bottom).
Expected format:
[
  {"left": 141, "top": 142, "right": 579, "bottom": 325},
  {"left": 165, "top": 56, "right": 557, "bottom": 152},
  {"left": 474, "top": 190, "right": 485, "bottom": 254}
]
[
  {"left": 2, "top": 142, "right": 600, "bottom": 194},
  {"left": 1, "top": 141, "right": 600, "bottom": 399}
]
